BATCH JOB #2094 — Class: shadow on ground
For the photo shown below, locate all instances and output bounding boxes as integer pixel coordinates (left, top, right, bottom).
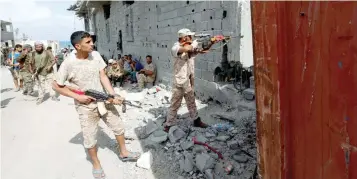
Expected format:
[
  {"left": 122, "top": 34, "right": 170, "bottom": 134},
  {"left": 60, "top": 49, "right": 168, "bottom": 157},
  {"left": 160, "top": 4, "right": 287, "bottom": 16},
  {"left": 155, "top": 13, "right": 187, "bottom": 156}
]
[
  {"left": 1, "top": 97, "right": 15, "bottom": 108},
  {"left": 69, "top": 127, "right": 121, "bottom": 163},
  {"left": 1, "top": 88, "right": 12, "bottom": 93}
]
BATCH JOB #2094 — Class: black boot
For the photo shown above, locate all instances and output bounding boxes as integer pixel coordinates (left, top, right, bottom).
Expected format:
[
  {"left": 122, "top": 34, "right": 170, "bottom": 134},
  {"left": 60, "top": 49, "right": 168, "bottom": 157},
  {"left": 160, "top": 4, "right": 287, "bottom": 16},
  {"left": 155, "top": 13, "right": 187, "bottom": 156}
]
[{"left": 193, "top": 117, "right": 209, "bottom": 128}]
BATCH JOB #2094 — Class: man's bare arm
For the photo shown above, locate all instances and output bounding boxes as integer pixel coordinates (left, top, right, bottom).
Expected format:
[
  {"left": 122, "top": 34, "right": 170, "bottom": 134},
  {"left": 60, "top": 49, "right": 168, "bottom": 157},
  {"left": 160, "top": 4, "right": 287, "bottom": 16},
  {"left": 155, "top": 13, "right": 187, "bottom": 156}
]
[
  {"left": 99, "top": 69, "right": 115, "bottom": 95},
  {"left": 178, "top": 44, "right": 194, "bottom": 54},
  {"left": 52, "top": 81, "right": 80, "bottom": 99},
  {"left": 143, "top": 70, "right": 153, "bottom": 75}
]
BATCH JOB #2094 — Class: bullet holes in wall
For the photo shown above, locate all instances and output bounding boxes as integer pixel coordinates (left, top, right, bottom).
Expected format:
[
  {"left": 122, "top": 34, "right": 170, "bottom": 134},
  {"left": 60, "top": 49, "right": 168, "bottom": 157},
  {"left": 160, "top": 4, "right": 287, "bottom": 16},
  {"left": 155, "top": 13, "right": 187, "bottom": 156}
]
[
  {"left": 123, "top": 1, "right": 134, "bottom": 6},
  {"left": 210, "top": 16, "right": 213, "bottom": 20},
  {"left": 187, "top": 1, "right": 189, "bottom": 4},
  {"left": 168, "top": 24, "right": 170, "bottom": 27},
  {"left": 157, "top": 25, "right": 159, "bottom": 28},
  {"left": 126, "top": 9, "right": 134, "bottom": 42},
  {"left": 117, "top": 30, "right": 123, "bottom": 52},
  {"left": 223, "top": 10, "right": 227, "bottom": 19},
  {"left": 203, "top": 9, "right": 206, "bottom": 11},
  {"left": 193, "top": 20, "right": 195, "bottom": 23},
  {"left": 103, "top": 4, "right": 111, "bottom": 20},
  {"left": 192, "top": 9, "right": 195, "bottom": 13}
]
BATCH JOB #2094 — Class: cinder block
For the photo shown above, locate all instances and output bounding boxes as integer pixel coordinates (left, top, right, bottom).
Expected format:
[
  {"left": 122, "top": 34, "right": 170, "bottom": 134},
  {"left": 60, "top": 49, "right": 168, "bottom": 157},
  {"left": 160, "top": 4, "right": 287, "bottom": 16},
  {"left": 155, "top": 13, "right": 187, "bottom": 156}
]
[
  {"left": 195, "top": 2, "right": 209, "bottom": 12},
  {"left": 207, "top": 62, "right": 219, "bottom": 72},
  {"left": 201, "top": 10, "right": 215, "bottom": 21},
  {"left": 222, "top": 19, "right": 233, "bottom": 31},
  {"left": 196, "top": 21, "right": 208, "bottom": 31},
  {"left": 208, "top": 1, "right": 222, "bottom": 9},
  {"left": 196, "top": 59, "right": 208, "bottom": 71},
  {"left": 194, "top": 68, "right": 202, "bottom": 79},
  {"left": 201, "top": 70, "right": 215, "bottom": 81}
]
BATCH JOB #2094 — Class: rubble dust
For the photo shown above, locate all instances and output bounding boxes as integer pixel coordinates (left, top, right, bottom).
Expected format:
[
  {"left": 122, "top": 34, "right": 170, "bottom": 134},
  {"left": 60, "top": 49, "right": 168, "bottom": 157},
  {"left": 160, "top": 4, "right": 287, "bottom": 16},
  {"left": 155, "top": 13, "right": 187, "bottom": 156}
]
[{"left": 117, "top": 84, "right": 257, "bottom": 179}]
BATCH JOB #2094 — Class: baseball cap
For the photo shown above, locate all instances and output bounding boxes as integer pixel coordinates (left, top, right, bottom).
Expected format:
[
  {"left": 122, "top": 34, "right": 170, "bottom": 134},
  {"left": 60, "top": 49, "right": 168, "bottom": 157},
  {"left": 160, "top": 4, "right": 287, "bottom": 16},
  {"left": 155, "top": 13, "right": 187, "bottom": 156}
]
[
  {"left": 178, "top": 28, "right": 195, "bottom": 38},
  {"left": 108, "top": 59, "right": 114, "bottom": 64}
]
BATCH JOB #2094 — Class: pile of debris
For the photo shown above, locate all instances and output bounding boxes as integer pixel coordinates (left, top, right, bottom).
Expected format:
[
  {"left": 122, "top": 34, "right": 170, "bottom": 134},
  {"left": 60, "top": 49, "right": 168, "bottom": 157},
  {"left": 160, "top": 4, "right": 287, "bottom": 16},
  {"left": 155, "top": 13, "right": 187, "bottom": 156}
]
[{"left": 124, "top": 85, "right": 257, "bottom": 179}]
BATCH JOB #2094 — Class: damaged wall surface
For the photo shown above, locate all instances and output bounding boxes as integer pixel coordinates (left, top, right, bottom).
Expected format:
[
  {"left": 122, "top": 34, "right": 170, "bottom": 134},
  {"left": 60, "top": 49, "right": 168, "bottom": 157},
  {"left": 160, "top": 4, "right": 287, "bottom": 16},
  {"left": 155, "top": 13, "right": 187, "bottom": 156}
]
[{"left": 87, "top": 0, "right": 253, "bottom": 105}]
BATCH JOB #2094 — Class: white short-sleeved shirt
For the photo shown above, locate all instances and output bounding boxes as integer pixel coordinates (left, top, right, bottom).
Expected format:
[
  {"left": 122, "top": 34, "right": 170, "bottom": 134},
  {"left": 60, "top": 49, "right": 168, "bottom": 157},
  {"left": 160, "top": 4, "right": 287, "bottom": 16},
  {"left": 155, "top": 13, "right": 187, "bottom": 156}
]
[{"left": 56, "top": 51, "right": 107, "bottom": 94}]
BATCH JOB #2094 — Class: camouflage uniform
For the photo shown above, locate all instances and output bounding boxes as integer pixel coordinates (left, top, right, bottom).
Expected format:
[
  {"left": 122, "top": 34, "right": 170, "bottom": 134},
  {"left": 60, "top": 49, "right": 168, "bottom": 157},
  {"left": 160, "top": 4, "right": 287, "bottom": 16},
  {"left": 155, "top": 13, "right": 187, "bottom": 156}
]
[
  {"left": 137, "top": 63, "right": 156, "bottom": 89},
  {"left": 55, "top": 51, "right": 125, "bottom": 148},
  {"left": 107, "top": 64, "right": 124, "bottom": 86},
  {"left": 17, "top": 52, "right": 34, "bottom": 95},
  {"left": 33, "top": 50, "right": 57, "bottom": 103},
  {"left": 165, "top": 42, "right": 198, "bottom": 127}
]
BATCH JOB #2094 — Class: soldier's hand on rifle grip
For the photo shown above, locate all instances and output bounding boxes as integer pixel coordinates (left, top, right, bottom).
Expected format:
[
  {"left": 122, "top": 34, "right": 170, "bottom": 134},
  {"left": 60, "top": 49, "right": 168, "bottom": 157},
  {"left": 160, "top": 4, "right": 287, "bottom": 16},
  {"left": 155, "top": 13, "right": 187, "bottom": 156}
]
[
  {"left": 112, "top": 95, "right": 125, "bottom": 105},
  {"left": 76, "top": 95, "right": 96, "bottom": 105}
]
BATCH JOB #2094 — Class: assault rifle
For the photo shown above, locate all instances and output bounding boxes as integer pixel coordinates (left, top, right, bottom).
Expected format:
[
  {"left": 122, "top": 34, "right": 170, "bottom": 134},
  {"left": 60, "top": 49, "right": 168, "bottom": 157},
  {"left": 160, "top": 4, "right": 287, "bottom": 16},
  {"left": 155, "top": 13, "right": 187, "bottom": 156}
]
[
  {"left": 71, "top": 89, "right": 141, "bottom": 115},
  {"left": 194, "top": 34, "right": 230, "bottom": 51}
]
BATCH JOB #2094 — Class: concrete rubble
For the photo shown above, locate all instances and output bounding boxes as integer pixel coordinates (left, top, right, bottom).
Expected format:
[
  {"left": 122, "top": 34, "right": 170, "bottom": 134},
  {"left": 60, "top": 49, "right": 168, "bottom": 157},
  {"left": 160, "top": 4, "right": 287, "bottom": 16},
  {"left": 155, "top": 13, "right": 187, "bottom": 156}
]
[
  {"left": 125, "top": 85, "right": 257, "bottom": 179},
  {"left": 136, "top": 151, "right": 153, "bottom": 169}
]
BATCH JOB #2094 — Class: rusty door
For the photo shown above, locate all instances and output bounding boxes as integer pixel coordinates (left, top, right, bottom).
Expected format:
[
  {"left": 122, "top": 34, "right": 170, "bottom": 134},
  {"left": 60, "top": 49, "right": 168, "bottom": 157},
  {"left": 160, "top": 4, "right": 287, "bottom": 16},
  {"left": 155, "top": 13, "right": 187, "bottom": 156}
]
[{"left": 251, "top": 1, "right": 357, "bottom": 179}]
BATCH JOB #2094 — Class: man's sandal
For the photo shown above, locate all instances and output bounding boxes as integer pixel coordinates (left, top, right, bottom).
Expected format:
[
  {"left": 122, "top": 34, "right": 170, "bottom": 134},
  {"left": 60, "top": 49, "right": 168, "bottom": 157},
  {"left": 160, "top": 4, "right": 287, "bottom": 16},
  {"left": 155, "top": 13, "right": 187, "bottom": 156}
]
[
  {"left": 119, "top": 152, "right": 141, "bottom": 162},
  {"left": 92, "top": 168, "right": 106, "bottom": 179}
]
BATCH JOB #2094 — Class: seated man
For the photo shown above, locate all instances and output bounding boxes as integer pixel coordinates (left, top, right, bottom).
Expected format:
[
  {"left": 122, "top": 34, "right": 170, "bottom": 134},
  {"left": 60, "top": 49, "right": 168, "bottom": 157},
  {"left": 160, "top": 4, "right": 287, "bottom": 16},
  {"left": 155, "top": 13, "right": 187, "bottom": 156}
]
[
  {"left": 105, "top": 59, "right": 114, "bottom": 74},
  {"left": 127, "top": 55, "right": 143, "bottom": 84},
  {"left": 107, "top": 60, "right": 124, "bottom": 87},
  {"left": 138, "top": 55, "right": 156, "bottom": 89}
]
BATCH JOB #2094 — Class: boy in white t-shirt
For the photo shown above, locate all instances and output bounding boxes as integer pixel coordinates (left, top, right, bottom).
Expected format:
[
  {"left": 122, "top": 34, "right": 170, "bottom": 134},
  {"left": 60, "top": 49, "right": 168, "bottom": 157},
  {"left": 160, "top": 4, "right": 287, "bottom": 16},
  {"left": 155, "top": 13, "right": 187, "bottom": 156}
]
[{"left": 53, "top": 31, "right": 140, "bottom": 179}]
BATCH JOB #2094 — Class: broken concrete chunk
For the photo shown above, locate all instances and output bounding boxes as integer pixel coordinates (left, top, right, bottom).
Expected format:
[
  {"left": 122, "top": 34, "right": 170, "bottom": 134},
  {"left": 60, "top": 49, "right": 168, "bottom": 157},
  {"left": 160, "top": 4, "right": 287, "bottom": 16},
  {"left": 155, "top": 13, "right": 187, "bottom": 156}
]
[
  {"left": 136, "top": 151, "right": 153, "bottom": 169},
  {"left": 168, "top": 126, "right": 186, "bottom": 143},
  {"left": 179, "top": 156, "right": 194, "bottom": 172},
  {"left": 195, "top": 134, "right": 208, "bottom": 143},
  {"left": 181, "top": 140, "right": 194, "bottom": 150},
  {"left": 195, "top": 153, "right": 216, "bottom": 172},
  {"left": 145, "top": 119, "right": 159, "bottom": 135},
  {"left": 233, "top": 155, "right": 248, "bottom": 163},
  {"left": 216, "top": 135, "right": 230, "bottom": 142},
  {"left": 209, "top": 152, "right": 219, "bottom": 160},
  {"left": 214, "top": 160, "right": 226, "bottom": 176},
  {"left": 148, "top": 130, "right": 168, "bottom": 143},
  {"left": 183, "top": 151, "right": 195, "bottom": 164},
  {"left": 205, "top": 131, "right": 216, "bottom": 138},
  {"left": 204, "top": 169, "right": 214, "bottom": 179},
  {"left": 193, "top": 145, "right": 206, "bottom": 154},
  {"left": 227, "top": 140, "right": 240, "bottom": 150}
]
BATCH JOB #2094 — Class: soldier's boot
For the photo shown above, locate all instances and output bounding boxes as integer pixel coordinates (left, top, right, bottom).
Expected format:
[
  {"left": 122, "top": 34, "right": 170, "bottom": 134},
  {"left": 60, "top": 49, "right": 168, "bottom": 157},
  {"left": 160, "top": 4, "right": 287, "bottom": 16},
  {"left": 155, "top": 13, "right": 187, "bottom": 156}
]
[
  {"left": 22, "top": 90, "right": 28, "bottom": 95},
  {"left": 193, "top": 117, "right": 209, "bottom": 128}
]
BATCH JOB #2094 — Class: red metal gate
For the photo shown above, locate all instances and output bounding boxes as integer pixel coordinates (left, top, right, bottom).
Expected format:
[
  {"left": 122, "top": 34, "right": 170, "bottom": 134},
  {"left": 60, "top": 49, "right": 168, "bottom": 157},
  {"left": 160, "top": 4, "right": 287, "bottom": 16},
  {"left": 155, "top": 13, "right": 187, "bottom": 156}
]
[{"left": 251, "top": 2, "right": 357, "bottom": 179}]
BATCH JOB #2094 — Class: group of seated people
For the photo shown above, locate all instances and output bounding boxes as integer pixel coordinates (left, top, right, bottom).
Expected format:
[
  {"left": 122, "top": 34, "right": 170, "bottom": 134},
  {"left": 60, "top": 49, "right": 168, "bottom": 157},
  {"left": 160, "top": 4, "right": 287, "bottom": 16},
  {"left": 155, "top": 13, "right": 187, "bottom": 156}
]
[{"left": 105, "top": 54, "right": 156, "bottom": 90}]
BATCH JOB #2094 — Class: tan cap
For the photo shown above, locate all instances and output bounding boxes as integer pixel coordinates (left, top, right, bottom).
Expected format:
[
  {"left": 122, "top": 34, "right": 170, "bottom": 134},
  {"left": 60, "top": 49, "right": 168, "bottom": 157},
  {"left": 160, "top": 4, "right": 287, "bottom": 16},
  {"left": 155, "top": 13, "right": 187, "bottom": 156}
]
[{"left": 178, "top": 28, "right": 195, "bottom": 38}]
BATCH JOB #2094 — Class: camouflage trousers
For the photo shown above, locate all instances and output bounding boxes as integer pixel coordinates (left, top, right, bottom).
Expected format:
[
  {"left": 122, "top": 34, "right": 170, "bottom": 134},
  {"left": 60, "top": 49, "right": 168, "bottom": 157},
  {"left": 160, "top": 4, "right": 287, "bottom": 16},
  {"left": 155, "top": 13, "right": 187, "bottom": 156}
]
[
  {"left": 165, "top": 86, "right": 198, "bottom": 127},
  {"left": 19, "top": 71, "right": 34, "bottom": 93},
  {"left": 76, "top": 103, "right": 125, "bottom": 148},
  {"left": 36, "top": 73, "right": 57, "bottom": 100},
  {"left": 137, "top": 74, "right": 155, "bottom": 89}
]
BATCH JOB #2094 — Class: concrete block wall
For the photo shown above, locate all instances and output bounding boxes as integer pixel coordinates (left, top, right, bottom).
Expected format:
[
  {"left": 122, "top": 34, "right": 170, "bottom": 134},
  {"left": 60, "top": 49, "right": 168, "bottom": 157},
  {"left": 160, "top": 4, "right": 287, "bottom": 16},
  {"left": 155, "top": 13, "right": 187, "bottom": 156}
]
[{"left": 91, "top": 1, "right": 251, "bottom": 104}]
